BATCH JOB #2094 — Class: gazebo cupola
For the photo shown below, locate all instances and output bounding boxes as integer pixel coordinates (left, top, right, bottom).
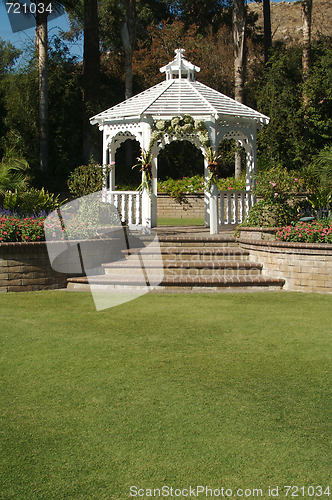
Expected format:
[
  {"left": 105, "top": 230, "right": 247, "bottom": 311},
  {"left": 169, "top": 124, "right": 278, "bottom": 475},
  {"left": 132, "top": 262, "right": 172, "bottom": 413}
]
[
  {"left": 160, "top": 48, "right": 200, "bottom": 81},
  {"left": 90, "top": 49, "right": 269, "bottom": 233}
]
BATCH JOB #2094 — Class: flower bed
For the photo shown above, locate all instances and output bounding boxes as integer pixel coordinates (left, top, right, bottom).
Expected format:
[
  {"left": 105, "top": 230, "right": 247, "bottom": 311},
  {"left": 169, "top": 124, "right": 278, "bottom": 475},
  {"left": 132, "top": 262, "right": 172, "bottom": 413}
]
[
  {"left": 276, "top": 219, "right": 332, "bottom": 243},
  {"left": 0, "top": 212, "right": 45, "bottom": 242},
  {"left": 157, "top": 175, "right": 245, "bottom": 201}
]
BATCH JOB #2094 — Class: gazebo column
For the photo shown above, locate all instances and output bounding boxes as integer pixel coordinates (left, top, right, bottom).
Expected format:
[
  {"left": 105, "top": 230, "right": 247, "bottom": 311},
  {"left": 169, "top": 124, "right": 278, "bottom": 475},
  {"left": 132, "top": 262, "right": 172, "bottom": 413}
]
[
  {"left": 108, "top": 147, "right": 116, "bottom": 191},
  {"left": 204, "top": 159, "right": 210, "bottom": 228},
  {"left": 245, "top": 140, "right": 256, "bottom": 213},
  {"left": 210, "top": 182, "right": 219, "bottom": 234},
  {"left": 141, "top": 119, "right": 153, "bottom": 233},
  {"left": 151, "top": 156, "right": 158, "bottom": 227}
]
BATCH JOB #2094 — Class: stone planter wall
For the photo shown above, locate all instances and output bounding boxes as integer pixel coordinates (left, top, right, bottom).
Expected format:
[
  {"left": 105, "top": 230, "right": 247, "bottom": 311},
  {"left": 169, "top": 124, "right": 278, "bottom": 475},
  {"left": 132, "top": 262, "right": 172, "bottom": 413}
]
[
  {"left": 157, "top": 193, "right": 204, "bottom": 218},
  {"left": 238, "top": 237, "right": 332, "bottom": 293},
  {"left": 0, "top": 236, "right": 125, "bottom": 293},
  {"left": 237, "top": 226, "right": 279, "bottom": 241}
]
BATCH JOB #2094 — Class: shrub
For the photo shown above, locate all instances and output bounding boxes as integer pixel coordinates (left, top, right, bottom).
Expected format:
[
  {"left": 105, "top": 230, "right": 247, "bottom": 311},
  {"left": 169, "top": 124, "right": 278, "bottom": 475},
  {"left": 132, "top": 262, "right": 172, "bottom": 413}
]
[
  {"left": 241, "top": 166, "right": 303, "bottom": 227},
  {"left": 0, "top": 150, "right": 30, "bottom": 204},
  {"left": 67, "top": 159, "right": 114, "bottom": 198},
  {"left": 241, "top": 200, "right": 298, "bottom": 228}
]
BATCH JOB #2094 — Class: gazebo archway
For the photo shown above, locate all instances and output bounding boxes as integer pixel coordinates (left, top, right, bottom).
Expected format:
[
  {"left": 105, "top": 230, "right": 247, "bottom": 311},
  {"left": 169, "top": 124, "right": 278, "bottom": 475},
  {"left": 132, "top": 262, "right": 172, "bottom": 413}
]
[
  {"left": 157, "top": 140, "right": 204, "bottom": 181},
  {"left": 91, "top": 49, "right": 269, "bottom": 233}
]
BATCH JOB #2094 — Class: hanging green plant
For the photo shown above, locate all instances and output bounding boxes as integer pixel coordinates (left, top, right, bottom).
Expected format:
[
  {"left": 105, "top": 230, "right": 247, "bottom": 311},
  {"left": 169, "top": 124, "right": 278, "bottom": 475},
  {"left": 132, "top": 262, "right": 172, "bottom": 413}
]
[
  {"left": 133, "top": 149, "right": 153, "bottom": 195},
  {"left": 205, "top": 147, "right": 222, "bottom": 193}
]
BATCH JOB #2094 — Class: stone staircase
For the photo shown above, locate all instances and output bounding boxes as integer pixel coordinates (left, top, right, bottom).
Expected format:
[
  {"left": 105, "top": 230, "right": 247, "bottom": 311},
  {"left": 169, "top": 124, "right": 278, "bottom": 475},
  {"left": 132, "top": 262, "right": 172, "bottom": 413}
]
[{"left": 67, "top": 232, "right": 285, "bottom": 293}]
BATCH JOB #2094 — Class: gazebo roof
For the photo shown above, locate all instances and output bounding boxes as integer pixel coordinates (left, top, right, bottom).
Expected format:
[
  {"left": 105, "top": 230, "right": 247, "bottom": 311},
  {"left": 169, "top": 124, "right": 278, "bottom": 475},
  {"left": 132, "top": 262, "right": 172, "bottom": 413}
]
[{"left": 90, "top": 49, "right": 269, "bottom": 128}]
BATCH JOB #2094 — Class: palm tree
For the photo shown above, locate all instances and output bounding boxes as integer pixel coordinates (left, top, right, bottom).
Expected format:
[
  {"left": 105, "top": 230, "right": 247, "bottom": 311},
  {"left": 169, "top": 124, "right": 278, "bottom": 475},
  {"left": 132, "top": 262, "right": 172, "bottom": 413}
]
[
  {"left": 0, "top": 151, "right": 29, "bottom": 203},
  {"left": 302, "top": 0, "right": 312, "bottom": 83},
  {"left": 35, "top": 7, "right": 49, "bottom": 172},
  {"left": 302, "top": 0, "right": 312, "bottom": 149},
  {"left": 120, "top": 0, "right": 136, "bottom": 100},
  {"left": 233, "top": 0, "right": 246, "bottom": 178},
  {"left": 83, "top": 0, "right": 101, "bottom": 163}
]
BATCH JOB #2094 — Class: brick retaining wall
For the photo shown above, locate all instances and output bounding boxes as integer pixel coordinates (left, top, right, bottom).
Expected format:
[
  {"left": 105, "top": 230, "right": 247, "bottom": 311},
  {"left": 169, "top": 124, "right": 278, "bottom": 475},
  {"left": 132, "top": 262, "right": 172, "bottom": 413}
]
[
  {"left": 238, "top": 237, "right": 332, "bottom": 293},
  {"left": 0, "top": 237, "right": 125, "bottom": 293},
  {"left": 157, "top": 193, "right": 204, "bottom": 218}
]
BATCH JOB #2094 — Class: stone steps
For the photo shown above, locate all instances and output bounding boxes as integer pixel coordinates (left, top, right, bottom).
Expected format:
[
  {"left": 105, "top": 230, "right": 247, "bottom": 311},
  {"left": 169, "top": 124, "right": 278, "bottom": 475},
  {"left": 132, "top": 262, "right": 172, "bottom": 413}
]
[
  {"left": 102, "top": 259, "right": 262, "bottom": 277},
  {"left": 120, "top": 247, "right": 250, "bottom": 261},
  {"left": 66, "top": 232, "right": 285, "bottom": 293}
]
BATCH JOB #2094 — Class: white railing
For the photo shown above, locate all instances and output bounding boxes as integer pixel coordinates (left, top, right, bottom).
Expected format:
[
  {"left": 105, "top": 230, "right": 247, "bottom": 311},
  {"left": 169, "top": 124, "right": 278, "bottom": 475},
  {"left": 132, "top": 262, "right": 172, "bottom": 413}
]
[
  {"left": 105, "top": 191, "right": 142, "bottom": 227},
  {"left": 219, "top": 190, "right": 256, "bottom": 225}
]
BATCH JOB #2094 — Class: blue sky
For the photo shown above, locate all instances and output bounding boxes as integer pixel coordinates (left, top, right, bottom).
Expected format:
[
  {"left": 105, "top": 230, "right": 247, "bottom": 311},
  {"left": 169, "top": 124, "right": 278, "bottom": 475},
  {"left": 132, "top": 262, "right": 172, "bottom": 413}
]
[
  {"left": 0, "top": 0, "right": 297, "bottom": 64},
  {"left": 0, "top": 3, "right": 83, "bottom": 60}
]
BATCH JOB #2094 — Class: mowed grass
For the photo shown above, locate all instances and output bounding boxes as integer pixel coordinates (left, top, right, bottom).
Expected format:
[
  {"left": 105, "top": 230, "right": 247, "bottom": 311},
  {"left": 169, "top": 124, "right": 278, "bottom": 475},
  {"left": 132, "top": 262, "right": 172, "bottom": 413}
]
[
  {"left": 0, "top": 291, "right": 332, "bottom": 500},
  {"left": 157, "top": 218, "right": 205, "bottom": 226}
]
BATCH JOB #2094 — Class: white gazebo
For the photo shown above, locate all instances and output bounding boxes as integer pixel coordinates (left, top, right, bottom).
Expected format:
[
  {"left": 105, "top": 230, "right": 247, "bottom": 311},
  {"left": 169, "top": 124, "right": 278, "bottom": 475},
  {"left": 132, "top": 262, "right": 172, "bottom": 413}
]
[{"left": 90, "top": 49, "right": 269, "bottom": 233}]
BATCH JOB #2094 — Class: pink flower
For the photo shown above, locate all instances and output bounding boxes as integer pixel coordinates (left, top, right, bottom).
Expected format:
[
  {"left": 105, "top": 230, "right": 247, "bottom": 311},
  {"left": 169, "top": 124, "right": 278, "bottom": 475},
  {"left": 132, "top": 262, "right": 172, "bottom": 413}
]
[
  {"left": 3, "top": 231, "right": 7, "bottom": 235},
  {"left": 270, "top": 182, "right": 276, "bottom": 187},
  {"left": 274, "top": 193, "right": 278, "bottom": 197}
]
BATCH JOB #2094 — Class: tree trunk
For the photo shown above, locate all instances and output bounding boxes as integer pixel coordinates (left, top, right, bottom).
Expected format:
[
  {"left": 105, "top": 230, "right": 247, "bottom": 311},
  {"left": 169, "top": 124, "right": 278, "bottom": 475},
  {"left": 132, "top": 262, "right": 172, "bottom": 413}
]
[
  {"left": 36, "top": 9, "right": 48, "bottom": 172},
  {"left": 233, "top": 0, "right": 246, "bottom": 178},
  {"left": 83, "top": 0, "right": 101, "bottom": 164},
  {"left": 121, "top": 0, "right": 136, "bottom": 100},
  {"left": 121, "top": 0, "right": 136, "bottom": 168},
  {"left": 302, "top": 0, "right": 312, "bottom": 147},
  {"left": 263, "top": 0, "right": 272, "bottom": 65}
]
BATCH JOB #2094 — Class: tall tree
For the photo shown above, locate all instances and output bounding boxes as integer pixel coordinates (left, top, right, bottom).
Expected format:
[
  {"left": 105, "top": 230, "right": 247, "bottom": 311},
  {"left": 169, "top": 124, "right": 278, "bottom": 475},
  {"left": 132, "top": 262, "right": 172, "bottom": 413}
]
[
  {"left": 83, "top": 0, "right": 101, "bottom": 163},
  {"left": 233, "top": 0, "right": 246, "bottom": 178},
  {"left": 120, "top": 0, "right": 136, "bottom": 100},
  {"left": 302, "top": 0, "right": 312, "bottom": 148},
  {"left": 35, "top": 7, "right": 49, "bottom": 172},
  {"left": 302, "top": 0, "right": 312, "bottom": 85}
]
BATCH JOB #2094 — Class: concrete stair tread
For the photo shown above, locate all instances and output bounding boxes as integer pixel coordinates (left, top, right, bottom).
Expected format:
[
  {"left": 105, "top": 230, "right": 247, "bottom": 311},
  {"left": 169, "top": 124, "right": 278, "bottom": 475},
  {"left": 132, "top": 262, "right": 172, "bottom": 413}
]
[
  {"left": 102, "top": 260, "right": 261, "bottom": 269},
  {"left": 121, "top": 247, "right": 249, "bottom": 256},
  {"left": 67, "top": 275, "right": 285, "bottom": 287}
]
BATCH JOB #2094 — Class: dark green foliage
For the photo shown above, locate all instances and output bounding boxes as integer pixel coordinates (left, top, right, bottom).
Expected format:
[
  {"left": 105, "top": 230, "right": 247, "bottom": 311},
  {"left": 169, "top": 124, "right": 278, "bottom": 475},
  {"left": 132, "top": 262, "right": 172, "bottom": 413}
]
[
  {"left": 305, "top": 38, "right": 332, "bottom": 151},
  {"left": 256, "top": 46, "right": 305, "bottom": 171},
  {"left": 158, "top": 140, "right": 204, "bottom": 180},
  {"left": 0, "top": 38, "right": 84, "bottom": 192},
  {"left": 114, "top": 139, "right": 141, "bottom": 187},
  {"left": 256, "top": 38, "right": 332, "bottom": 171}
]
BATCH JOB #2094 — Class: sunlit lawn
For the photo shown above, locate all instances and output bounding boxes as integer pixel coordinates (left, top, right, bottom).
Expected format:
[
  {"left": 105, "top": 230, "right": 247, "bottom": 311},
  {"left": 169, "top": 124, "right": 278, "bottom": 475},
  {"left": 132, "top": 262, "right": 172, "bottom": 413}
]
[
  {"left": 157, "top": 218, "right": 205, "bottom": 225},
  {"left": 1, "top": 291, "right": 332, "bottom": 500}
]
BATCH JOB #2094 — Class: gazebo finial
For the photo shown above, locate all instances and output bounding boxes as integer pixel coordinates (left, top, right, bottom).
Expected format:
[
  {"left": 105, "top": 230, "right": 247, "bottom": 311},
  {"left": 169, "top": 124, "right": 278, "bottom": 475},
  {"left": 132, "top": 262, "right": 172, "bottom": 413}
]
[{"left": 160, "top": 48, "right": 200, "bottom": 81}]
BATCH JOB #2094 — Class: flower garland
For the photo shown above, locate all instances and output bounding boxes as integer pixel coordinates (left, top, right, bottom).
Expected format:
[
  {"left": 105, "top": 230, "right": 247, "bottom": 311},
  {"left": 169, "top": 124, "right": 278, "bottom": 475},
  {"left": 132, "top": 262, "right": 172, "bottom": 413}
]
[
  {"left": 148, "top": 115, "right": 211, "bottom": 155},
  {"left": 134, "top": 115, "right": 221, "bottom": 196}
]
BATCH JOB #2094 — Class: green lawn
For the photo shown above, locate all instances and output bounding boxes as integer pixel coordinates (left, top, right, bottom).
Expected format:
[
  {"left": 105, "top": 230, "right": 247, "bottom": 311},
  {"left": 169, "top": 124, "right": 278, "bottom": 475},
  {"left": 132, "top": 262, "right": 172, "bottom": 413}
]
[
  {"left": 157, "top": 217, "right": 205, "bottom": 226},
  {"left": 1, "top": 291, "right": 332, "bottom": 500}
]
